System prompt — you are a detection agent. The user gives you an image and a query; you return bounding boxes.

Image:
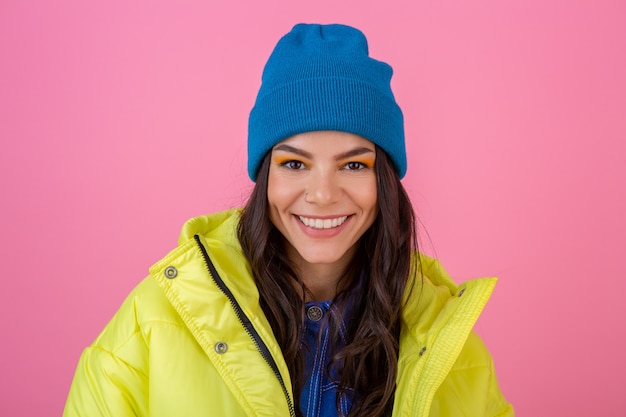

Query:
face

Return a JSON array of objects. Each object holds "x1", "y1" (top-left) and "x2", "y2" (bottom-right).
[{"x1": 267, "y1": 131, "x2": 378, "y2": 271}]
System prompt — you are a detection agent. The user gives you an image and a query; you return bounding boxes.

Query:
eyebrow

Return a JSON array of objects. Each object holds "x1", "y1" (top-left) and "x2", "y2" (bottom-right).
[{"x1": 273, "y1": 144, "x2": 375, "y2": 160}]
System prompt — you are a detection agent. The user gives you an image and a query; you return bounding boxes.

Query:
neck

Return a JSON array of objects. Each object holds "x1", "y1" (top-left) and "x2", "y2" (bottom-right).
[
  {"x1": 299, "y1": 264, "x2": 344, "y2": 302},
  {"x1": 286, "y1": 245, "x2": 356, "y2": 302}
]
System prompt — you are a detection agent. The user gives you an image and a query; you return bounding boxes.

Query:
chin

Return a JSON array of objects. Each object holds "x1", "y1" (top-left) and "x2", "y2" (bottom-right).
[{"x1": 296, "y1": 248, "x2": 351, "y2": 266}]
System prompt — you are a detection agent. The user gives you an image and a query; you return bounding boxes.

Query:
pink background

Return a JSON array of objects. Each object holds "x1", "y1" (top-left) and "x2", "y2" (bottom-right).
[{"x1": 1, "y1": 1, "x2": 625, "y2": 415}]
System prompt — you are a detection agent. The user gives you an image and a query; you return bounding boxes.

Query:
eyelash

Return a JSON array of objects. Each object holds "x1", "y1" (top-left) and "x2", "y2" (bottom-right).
[
  {"x1": 344, "y1": 161, "x2": 368, "y2": 171},
  {"x1": 279, "y1": 160, "x2": 370, "y2": 171},
  {"x1": 280, "y1": 160, "x2": 305, "y2": 170}
]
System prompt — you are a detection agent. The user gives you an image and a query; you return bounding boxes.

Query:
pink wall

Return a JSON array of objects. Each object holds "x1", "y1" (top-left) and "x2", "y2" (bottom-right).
[{"x1": 1, "y1": 1, "x2": 625, "y2": 415}]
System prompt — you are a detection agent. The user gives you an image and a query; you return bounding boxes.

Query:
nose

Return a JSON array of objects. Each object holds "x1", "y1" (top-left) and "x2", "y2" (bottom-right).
[{"x1": 305, "y1": 169, "x2": 341, "y2": 205}]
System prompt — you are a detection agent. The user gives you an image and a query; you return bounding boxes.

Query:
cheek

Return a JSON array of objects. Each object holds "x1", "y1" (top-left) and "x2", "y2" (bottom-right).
[
  {"x1": 267, "y1": 171, "x2": 300, "y2": 218},
  {"x1": 361, "y1": 180, "x2": 378, "y2": 216},
  {"x1": 267, "y1": 175, "x2": 286, "y2": 211},
  {"x1": 266, "y1": 167, "x2": 282, "y2": 206},
  {"x1": 361, "y1": 188, "x2": 379, "y2": 230}
]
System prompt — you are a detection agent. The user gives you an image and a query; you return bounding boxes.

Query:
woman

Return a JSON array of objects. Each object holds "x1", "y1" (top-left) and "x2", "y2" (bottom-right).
[{"x1": 64, "y1": 23, "x2": 513, "y2": 416}]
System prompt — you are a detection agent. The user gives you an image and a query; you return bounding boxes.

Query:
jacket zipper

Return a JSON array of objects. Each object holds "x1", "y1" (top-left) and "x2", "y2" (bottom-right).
[{"x1": 194, "y1": 235, "x2": 296, "y2": 417}]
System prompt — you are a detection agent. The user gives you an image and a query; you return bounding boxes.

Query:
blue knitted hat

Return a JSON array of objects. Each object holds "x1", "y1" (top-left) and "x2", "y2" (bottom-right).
[{"x1": 248, "y1": 23, "x2": 406, "y2": 180}]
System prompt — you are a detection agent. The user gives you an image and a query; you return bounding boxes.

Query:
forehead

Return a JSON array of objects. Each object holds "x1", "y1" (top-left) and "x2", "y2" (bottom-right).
[{"x1": 273, "y1": 131, "x2": 375, "y2": 153}]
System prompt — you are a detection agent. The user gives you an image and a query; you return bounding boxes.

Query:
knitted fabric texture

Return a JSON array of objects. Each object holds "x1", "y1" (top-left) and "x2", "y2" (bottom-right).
[{"x1": 248, "y1": 23, "x2": 406, "y2": 180}]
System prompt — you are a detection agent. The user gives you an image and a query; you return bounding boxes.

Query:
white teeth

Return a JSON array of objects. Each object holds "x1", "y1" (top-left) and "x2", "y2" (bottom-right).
[{"x1": 298, "y1": 215, "x2": 348, "y2": 229}]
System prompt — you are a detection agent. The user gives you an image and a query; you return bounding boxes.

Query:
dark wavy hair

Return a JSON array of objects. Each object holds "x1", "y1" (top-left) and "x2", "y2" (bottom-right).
[{"x1": 237, "y1": 145, "x2": 418, "y2": 417}]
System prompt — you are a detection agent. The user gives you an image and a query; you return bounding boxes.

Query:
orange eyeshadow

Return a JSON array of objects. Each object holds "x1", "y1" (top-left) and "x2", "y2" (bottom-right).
[
  {"x1": 348, "y1": 157, "x2": 375, "y2": 167},
  {"x1": 272, "y1": 156, "x2": 292, "y2": 164}
]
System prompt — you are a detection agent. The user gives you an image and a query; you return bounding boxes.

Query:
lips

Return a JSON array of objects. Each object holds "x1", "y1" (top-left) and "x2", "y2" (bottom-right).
[{"x1": 297, "y1": 215, "x2": 349, "y2": 230}]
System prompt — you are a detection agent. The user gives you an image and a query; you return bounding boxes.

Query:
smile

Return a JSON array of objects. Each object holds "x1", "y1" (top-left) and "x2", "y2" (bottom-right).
[{"x1": 298, "y1": 215, "x2": 349, "y2": 230}]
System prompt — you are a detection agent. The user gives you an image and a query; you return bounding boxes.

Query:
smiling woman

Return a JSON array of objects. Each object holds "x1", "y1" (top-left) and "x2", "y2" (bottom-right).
[
  {"x1": 267, "y1": 132, "x2": 378, "y2": 288},
  {"x1": 63, "y1": 24, "x2": 514, "y2": 417}
]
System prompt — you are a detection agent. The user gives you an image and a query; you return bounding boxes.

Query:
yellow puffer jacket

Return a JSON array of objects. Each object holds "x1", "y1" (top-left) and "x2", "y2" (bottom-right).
[{"x1": 64, "y1": 209, "x2": 513, "y2": 416}]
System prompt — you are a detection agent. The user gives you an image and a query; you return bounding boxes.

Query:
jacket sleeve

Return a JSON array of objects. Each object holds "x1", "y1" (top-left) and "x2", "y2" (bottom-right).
[
  {"x1": 63, "y1": 343, "x2": 148, "y2": 417},
  {"x1": 429, "y1": 332, "x2": 514, "y2": 417},
  {"x1": 484, "y1": 348, "x2": 514, "y2": 417},
  {"x1": 63, "y1": 284, "x2": 150, "y2": 417}
]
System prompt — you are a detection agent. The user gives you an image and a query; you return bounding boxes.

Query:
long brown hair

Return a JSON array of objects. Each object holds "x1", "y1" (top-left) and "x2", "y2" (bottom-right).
[{"x1": 237, "y1": 146, "x2": 418, "y2": 417}]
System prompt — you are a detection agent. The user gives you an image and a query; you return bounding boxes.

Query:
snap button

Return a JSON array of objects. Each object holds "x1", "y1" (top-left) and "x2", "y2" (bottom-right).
[
  {"x1": 419, "y1": 346, "x2": 427, "y2": 356},
  {"x1": 214, "y1": 341, "x2": 228, "y2": 354},
  {"x1": 164, "y1": 266, "x2": 178, "y2": 279},
  {"x1": 458, "y1": 288, "x2": 466, "y2": 297},
  {"x1": 306, "y1": 305, "x2": 323, "y2": 322}
]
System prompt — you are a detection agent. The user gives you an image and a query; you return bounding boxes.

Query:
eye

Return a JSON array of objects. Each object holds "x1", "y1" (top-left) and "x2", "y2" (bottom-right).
[
  {"x1": 344, "y1": 161, "x2": 368, "y2": 170},
  {"x1": 282, "y1": 160, "x2": 305, "y2": 170}
]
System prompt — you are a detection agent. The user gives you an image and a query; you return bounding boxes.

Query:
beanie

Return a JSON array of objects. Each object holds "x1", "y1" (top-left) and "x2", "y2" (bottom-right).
[{"x1": 247, "y1": 23, "x2": 406, "y2": 180}]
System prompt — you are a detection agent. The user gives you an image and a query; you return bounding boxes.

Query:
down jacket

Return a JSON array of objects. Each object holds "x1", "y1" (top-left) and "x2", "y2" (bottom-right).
[{"x1": 64, "y1": 209, "x2": 513, "y2": 416}]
